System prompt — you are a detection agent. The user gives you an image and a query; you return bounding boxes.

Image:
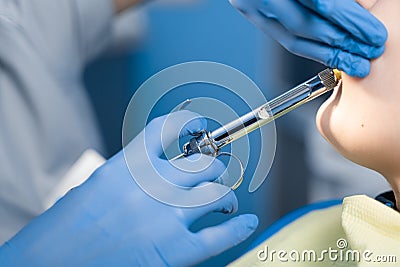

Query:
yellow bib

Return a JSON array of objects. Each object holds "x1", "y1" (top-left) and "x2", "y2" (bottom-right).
[{"x1": 230, "y1": 195, "x2": 400, "y2": 266}]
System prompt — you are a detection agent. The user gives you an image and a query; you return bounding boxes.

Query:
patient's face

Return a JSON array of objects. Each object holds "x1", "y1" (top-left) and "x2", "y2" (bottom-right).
[{"x1": 317, "y1": 0, "x2": 400, "y2": 179}]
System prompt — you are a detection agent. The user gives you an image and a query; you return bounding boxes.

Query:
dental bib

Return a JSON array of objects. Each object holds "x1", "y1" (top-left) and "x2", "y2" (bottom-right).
[
  {"x1": 230, "y1": 195, "x2": 399, "y2": 266},
  {"x1": 342, "y1": 195, "x2": 400, "y2": 267}
]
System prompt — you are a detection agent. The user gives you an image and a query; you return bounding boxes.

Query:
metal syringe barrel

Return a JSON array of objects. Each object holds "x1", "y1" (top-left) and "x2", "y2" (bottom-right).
[{"x1": 183, "y1": 69, "x2": 342, "y2": 157}]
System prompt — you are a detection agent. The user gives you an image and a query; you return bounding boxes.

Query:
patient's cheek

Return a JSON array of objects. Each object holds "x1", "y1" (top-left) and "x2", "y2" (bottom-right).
[
  {"x1": 317, "y1": 0, "x2": 400, "y2": 177},
  {"x1": 317, "y1": 67, "x2": 400, "y2": 177}
]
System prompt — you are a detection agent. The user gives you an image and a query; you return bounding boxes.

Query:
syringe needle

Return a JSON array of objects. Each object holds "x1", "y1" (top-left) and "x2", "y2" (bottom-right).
[{"x1": 170, "y1": 153, "x2": 186, "y2": 161}]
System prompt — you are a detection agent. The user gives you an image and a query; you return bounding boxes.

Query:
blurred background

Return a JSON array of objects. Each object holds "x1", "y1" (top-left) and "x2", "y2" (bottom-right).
[{"x1": 83, "y1": 0, "x2": 390, "y2": 265}]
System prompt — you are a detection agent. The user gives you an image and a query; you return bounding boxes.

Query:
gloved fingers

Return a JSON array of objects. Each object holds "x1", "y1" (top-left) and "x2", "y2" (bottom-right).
[
  {"x1": 182, "y1": 184, "x2": 238, "y2": 225},
  {"x1": 194, "y1": 214, "x2": 258, "y2": 259},
  {"x1": 144, "y1": 111, "x2": 207, "y2": 157},
  {"x1": 247, "y1": 12, "x2": 371, "y2": 77},
  {"x1": 297, "y1": 0, "x2": 387, "y2": 46},
  {"x1": 289, "y1": 35, "x2": 371, "y2": 78},
  {"x1": 257, "y1": 0, "x2": 384, "y2": 59},
  {"x1": 165, "y1": 154, "x2": 227, "y2": 187}
]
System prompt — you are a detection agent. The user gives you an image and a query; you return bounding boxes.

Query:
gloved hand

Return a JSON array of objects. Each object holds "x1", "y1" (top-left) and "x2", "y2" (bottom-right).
[
  {"x1": 0, "y1": 111, "x2": 258, "y2": 267},
  {"x1": 229, "y1": 0, "x2": 388, "y2": 77}
]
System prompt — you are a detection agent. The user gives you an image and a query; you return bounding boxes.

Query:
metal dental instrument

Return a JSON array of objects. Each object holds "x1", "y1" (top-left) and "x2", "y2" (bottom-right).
[{"x1": 173, "y1": 68, "x2": 342, "y2": 189}]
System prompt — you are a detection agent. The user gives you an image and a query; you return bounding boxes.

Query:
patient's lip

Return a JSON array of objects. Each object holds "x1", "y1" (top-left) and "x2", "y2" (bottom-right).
[{"x1": 329, "y1": 80, "x2": 343, "y2": 105}]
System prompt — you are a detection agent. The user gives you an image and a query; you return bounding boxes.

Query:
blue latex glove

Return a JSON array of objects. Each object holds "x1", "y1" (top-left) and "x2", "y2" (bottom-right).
[
  {"x1": 0, "y1": 111, "x2": 258, "y2": 266},
  {"x1": 229, "y1": 0, "x2": 388, "y2": 77}
]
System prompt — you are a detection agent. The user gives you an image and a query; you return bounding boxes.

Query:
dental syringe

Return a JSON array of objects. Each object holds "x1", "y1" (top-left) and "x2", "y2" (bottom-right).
[{"x1": 174, "y1": 68, "x2": 342, "y2": 160}]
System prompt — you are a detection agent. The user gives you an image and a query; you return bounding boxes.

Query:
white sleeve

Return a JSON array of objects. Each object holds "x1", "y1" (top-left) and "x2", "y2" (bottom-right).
[
  {"x1": 74, "y1": 0, "x2": 115, "y2": 61},
  {"x1": 43, "y1": 149, "x2": 106, "y2": 210},
  {"x1": 1, "y1": 0, "x2": 115, "y2": 66},
  {"x1": 0, "y1": 0, "x2": 114, "y2": 242}
]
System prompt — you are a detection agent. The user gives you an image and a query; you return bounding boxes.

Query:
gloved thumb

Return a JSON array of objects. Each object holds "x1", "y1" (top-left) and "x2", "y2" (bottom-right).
[
  {"x1": 195, "y1": 214, "x2": 258, "y2": 260},
  {"x1": 144, "y1": 110, "x2": 207, "y2": 157}
]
